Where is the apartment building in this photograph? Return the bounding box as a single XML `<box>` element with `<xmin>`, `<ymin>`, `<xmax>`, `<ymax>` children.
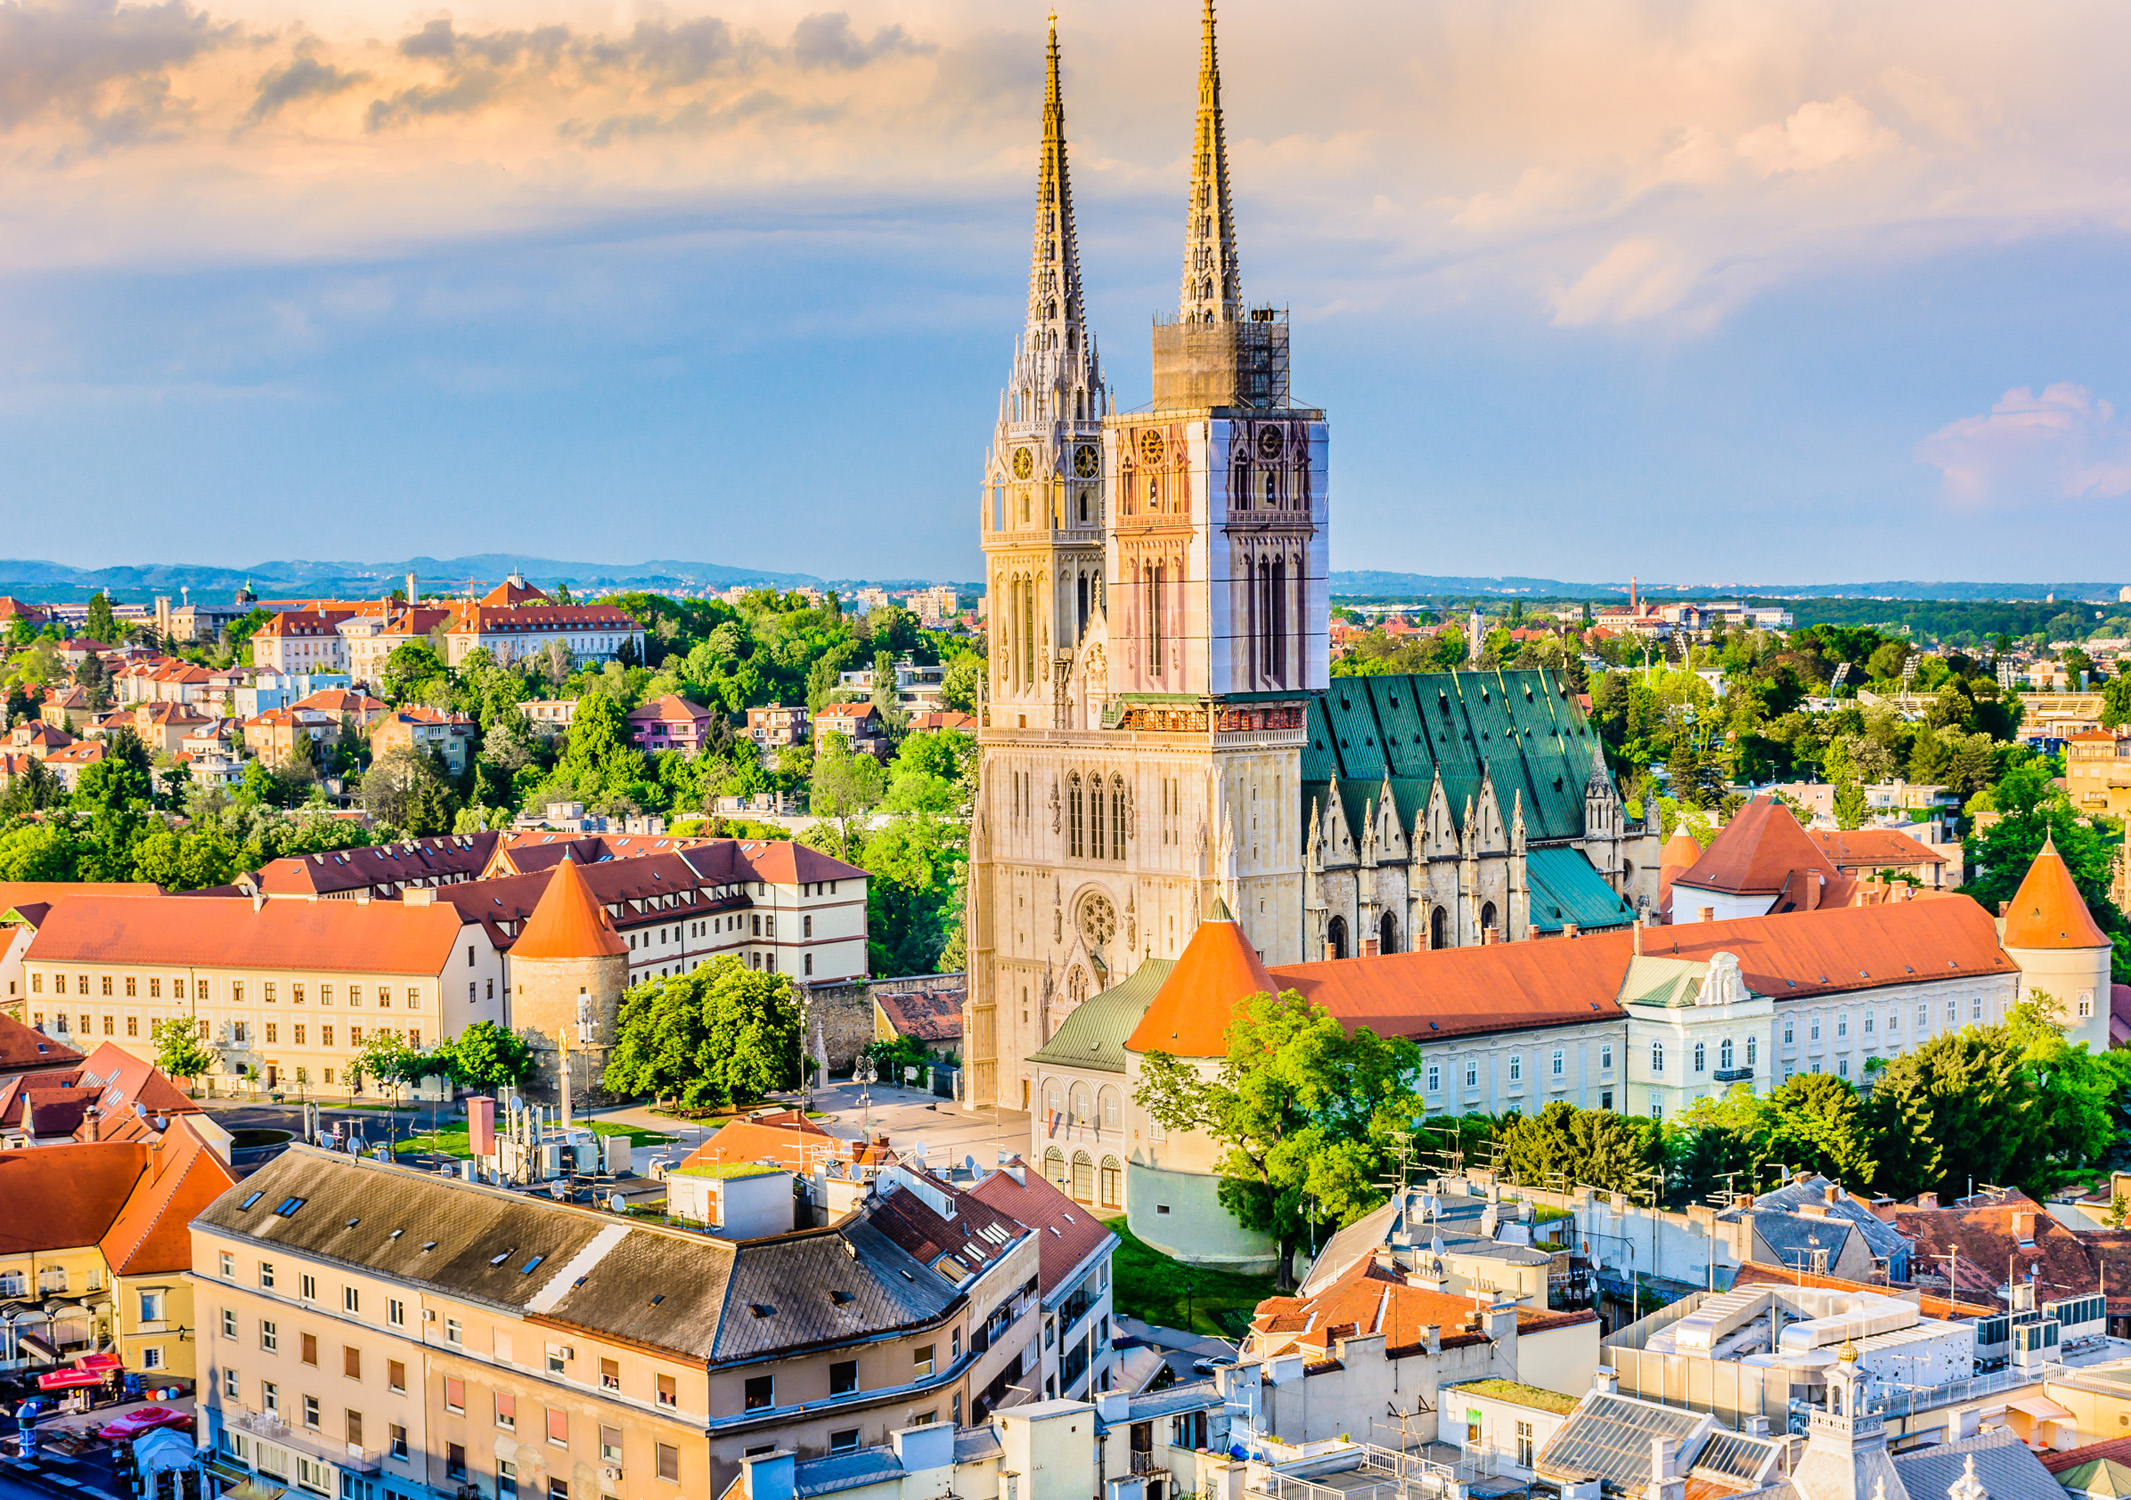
<box><xmin>252</xmin><ymin>610</ymin><xmax>353</xmax><ymax>674</ymax></box>
<box><xmin>0</xmin><ymin>1118</ymin><xmax>234</xmax><ymax>1378</ymax></box>
<box><xmin>966</xmin><ymin>1159</ymin><xmax>1120</xmax><ymax>1402</ymax></box>
<box><xmin>439</xmin><ymin>578</ymin><xmax>644</xmax><ymax>671</ymax></box>
<box><xmin>19</xmin><ymin>890</ymin><xmax>506</xmax><ymax>1094</ymax></box>
<box><xmin>242</xmin><ymin>705</ymin><xmax>344</xmax><ymax>769</ymax></box>
<box><xmin>191</xmin><ymin>1148</ymin><xmax>1023</xmax><ymax>1499</ymax></box>
<box><xmin>745</xmin><ymin>704</ymin><xmax>808</xmax><ymax>749</ymax></box>
<box><xmin>338</xmin><ymin>606</ymin><xmax>452</xmax><ymax>688</ymax></box>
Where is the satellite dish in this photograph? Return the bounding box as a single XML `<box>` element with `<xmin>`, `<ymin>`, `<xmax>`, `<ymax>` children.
<box><xmin>609</xmin><ymin>1194</ymin><xmax>627</xmax><ymax>1213</ymax></box>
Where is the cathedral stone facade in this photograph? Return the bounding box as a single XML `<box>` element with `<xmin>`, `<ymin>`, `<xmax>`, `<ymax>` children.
<box><xmin>963</xmin><ymin>6</ymin><xmax>1656</xmax><ymax>1112</ymax></box>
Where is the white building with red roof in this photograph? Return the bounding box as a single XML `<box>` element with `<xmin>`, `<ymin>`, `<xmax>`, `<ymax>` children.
<box><xmin>438</xmin><ymin>573</ymin><xmax>644</xmax><ymax>670</ymax></box>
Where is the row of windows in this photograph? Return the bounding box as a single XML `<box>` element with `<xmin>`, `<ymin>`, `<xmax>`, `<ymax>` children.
<box><xmin>30</xmin><ymin>973</ymin><xmax>424</xmax><ymax>1008</ymax></box>
<box><xmin>1649</xmin><ymin>1037</ymin><xmax>1759</xmax><ymax>1075</ymax></box>
<box><xmin>1065</xmin><ymin>773</ymin><xmax>1128</xmax><ymax>862</ymax></box>
<box><xmin>1425</xmin><ymin>1044</ymin><xmax>1614</xmax><ymax>1094</ymax></box>
<box><xmin>1042</xmin><ymin>1148</ymin><xmax>1123</xmax><ymax>1208</ymax></box>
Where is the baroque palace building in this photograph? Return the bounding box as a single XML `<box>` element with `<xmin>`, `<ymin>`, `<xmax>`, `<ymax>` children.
<box><xmin>964</xmin><ymin>5</ymin><xmax>1660</xmax><ymax>1112</ymax></box>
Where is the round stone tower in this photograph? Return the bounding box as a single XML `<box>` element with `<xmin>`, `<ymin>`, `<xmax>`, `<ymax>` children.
<box><xmin>1999</xmin><ymin>833</ymin><xmax>2115</xmax><ymax>1053</ymax></box>
<box><xmin>509</xmin><ymin>852</ymin><xmax>630</xmax><ymax>1106</ymax></box>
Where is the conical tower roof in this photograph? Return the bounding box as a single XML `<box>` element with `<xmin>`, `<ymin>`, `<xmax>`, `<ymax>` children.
<box><xmin>1125</xmin><ymin>899</ymin><xmax>1277</xmax><ymax>1057</ymax></box>
<box><xmin>2002</xmin><ymin>832</ymin><xmax>2110</xmax><ymax>949</ymax></box>
<box><xmin>513</xmin><ymin>853</ymin><xmax>628</xmax><ymax>961</ymax></box>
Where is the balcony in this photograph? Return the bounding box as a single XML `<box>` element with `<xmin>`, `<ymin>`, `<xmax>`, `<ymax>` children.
<box><xmin>1712</xmin><ymin>1067</ymin><xmax>1754</xmax><ymax>1084</ymax></box>
<box><xmin>228</xmin><ymin>1408</ymin><xmax>382</xmax><ymax>1474</ymax></box>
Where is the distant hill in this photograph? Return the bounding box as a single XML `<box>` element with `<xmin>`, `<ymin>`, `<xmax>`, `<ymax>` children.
<box><xmin>1329</xmin><ymin>572</ymin><xmax>2126</xmax><ymax>604</ymax></box>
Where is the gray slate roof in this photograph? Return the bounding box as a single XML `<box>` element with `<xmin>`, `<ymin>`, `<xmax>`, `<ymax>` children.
<box><xmin>194</xmin><ymin>1146</ymin><xmax>960</xmax><ymax>1366</ymax></box>
<box><xmin>1890</xmin><ymin>1427</ymin><xmax>2061</xmax><ymax>1500</ymax></box>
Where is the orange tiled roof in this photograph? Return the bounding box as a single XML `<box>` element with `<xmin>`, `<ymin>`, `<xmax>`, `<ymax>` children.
<box><xmin>1807</xmin><ymin>828</ymin><xmax>1946</xmax><ymax>868</ymax></box>
<box><xmin>100</xmin><ymin>1115</ymin><xmax>235</xmax><ymax>1275</ymax></box>
<box><xmin>1124</xmin><ymin>900</ymin><xmax>1277</xmax><ymax>1057</ymax></box>
<box><xmin>676</xmin><ymin>1110</ymin><xmax>836</xmax><ymax>1173</ymax></box>
<box><xmin>1676</xmin><ymin>795</ymin><xmax>1837</xmax><ymax>896</ymax></box>
<box><xmin>967</xmin><ymin>1163</ymin><xmax>1117</xmax><ymax>1295</ymax></box>
<box><xmin>510</xmin><ymin>854</ymin><xmax>628</xmax><ymax>960</ymax></box>
<box><xmin>0</xmin><ymin>1140</ymin><xmax>149</xmax><ymax>1254</ymax></box>
<box><xmin>25</xmin><ymin>892</ymin><xmax>467</xmax><ymax>973</ymax></box>
<box><xmin>627</xmin><ymin>695</ymin><xmax>711</xmax><ymax>723</ymax></box>
<box><xmin>2001</xmin><ymin>834</ymin><xmax>2110</xmax><ymax>950</ymax></box>
<box><xmin>0</xmin><ymin>1011</ymin><xmax>83</xmax><ymax>1073</ymax></box>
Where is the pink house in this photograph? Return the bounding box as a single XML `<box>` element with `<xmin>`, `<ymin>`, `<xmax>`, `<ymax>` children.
<box><xmin>626</xmin><ymin>695</ymin><xmax>716</xmax><ymax>756</ymax></box>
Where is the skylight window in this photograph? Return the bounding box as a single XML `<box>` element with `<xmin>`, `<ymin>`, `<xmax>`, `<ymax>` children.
<box><xmin>273</xmin><ymin>1197</ymin><xmax>307</xmax><ymax>1217</ymax></box>
<box><xmin>388</xmin><ymin>1230</ymin><xmax>404</xmax><ymax>1240</ymax></box>
<box><xmin>521</xmin><ymin>1256</ymin><xmax>545</xmax><ymax>1275</ymax></box>
<box><xmin>238</xmin><ymin>1192</ymin><xmax>264</xmax><ymax>1211</ymax></box>
<box><xmin>422</xmin><ymin>1241</ymin><xmax>437</xmax><ymax>1252</ymax></box>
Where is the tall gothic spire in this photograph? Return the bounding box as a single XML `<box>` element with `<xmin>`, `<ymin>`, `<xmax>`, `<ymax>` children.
<box><xmin>1028</xmin><ymin>11</ymin><xmax>1083</xmax><ymax>347</ymax></box>
<box><xmin>1180</xmin><ymin>0</ymin><xmax>1241</xmax><ymax>324</ymax></box>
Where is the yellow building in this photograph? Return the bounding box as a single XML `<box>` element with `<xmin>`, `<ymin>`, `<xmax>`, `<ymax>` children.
<box><xmin>2067</xmin><ymin>730</ymin><xmax>2131</xmax><ymax>817</ymax></box>
<box><xmin>0</xmin><ymin>1117</ymin><xmax>234</xmax><ymax>1379</ymax></box>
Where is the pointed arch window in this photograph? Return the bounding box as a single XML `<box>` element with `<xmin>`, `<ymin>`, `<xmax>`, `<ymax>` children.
<box><xmin>1067</xmin><ymin>773</ymin><xmax>1084</xmax><ymax>858</ymax></box>
<box><xmin>1110</xmin><ymin>776</ymin><xmax>1127</xmax><ymax>860</ymax></box>
<box><xmin>1088</xmin><ymin>775</ymin><xmax>1106</xmax><ymax>862</ymax></box>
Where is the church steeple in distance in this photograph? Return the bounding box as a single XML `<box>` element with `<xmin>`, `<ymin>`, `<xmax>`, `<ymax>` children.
<box><xmin>1180</xmin><ymin>0</ymin><xmax>1241</xmax><ymax>325</ymax></box>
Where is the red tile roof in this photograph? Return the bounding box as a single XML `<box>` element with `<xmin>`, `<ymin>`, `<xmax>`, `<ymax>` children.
<box><xmin>1894</xmin><ymin>1190</ymin><xmax>2116</xmax><ymax>1310</ymax></box>
<box><xmin>73</xmin><ymin>1042</ymin><xmax>200</xmax><ymax>1128</ymax></box>
<box><xmin>101</xmin><ymin>1114</ymin><xmax>236</xmax><ymax>1274</ymax></box>
<box><xmin>1129</xmin><ymin>897</ymin><xmax>2016</xmax><ymax>1057</ymax></box>
<box><xmin>677</xmin><ymin>1111</ymin><xmax>841</xmax><ymax>1174</ymax></box>
<box><xmin>733</xmin><ymin>840</ymin><xmax>869</xmax><ymax>885</ymax></box>
<box><xmin>0</xmin><ymin>1011</ymin><xmax>82</xmax><ymax>1074</ymax></box>
<box><xmin>0</xmin><ymin>882</ymin><xmax>160</xmax><ymax>917</ymax></box>
<box><xmin>1676</xmin><ymin>795</ymin><xmax>1837</xmax><ymax>896</ymax></box>
<box><xmin>510</xmin><ymin>854</ymin><xmax>628</xmax><ymax>960</ymax></box>
<box><xmin>293</xmin><ymin>688</ymin><xmax>388</xmax><ymax>716</ymax></box>
<box><xmin>967</xmin><ymin>1164</ymin><xmax>1117</xmax><ymax>1295</ymax></box>
<box><xmin>1124</xmin><ymin>901</ymin><xmax>1277</xmax><ymax>1057</ymax></box>
<box><xmin>479</xmin><ymin>578</ymin><xmax>551</xmax><ymax>607</ymax></box>
<box><xmin>452</xmin><ymin>605</ymin><xmax>638</xmax><ymax>632</ymax></box>
<box><xmin>25</xmin><ymin>892</ymin><xmax>469</xmax><ymax>973</ymax></box>
<box><xmin>0</xmin><ymin>1140</ymin><xmax>150</xmax><ymax>1254</ymax></box>
<box><xmin>2001</xmin><ymin>834</ymin><xmax>2110</xmax><ymax>950</ymax></box>
<box><xmin>2043</xmin><ymin>1436</ymin><xmax>2131</xmax><ymax>1475</ymax></box>
<box><xmin>873</xmin><ymin>986</ymin><xmax>965</xmax><ymax>1046</ymax></box>
<box><xmin>1807</xmin><ymin>828</ymin><xmax>1946</xmax><ymax>868</ymax></box>
<box><xmin>867</xmin><ymin>1172</ymin><xmax>1031</xmax><ymax>1278</ymax></box>
<box><xmin>627</xmin><ymin>695</ymin><xmax>712</xmax><ymax>724</ymax></box>
<box><xmin>1249</xmin><ymin>1255</ymin><xmax>1507</xmax><ymax>1360</ymax></box>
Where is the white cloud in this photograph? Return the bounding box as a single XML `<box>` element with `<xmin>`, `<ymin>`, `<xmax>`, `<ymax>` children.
<box><xmin>1736</xmin><ymin>97</ymin><xmax>1899</xmax><ymax>176</ymax></box>
<box><xmin>1916</xmin><ymin>384</ymin><xmax>2131</xmax><ymax>506</ymax></box>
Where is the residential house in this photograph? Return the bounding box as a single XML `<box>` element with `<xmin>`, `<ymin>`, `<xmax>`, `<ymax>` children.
<box><xmin>907</xmin><ymin>711</ymin><xmax>977</xmax><ymax>733</ymax></box>
<box><xmin>0</xmin><ymin>1116</ymin><xmax>234</xmax><ymax>1377</ymax></box>
<box><xmin>1806</xmin><ymin>827</ymin><xmax>1951</xmax><ymax>890</ymax></box>
<box><xmin>5</xmin><ymin>720</ymin><xmax>74</xmax><ymax>760</ymax></box>
<box><xmin>1898</xmin><ymin>1186</ymin><xmax>2131</xmax><ymax>1338</ymax></box>
<box><xmin>20</xmin><ymin>888</ymin><xmax>508</xmax><ymax>1097</ymax></box>
<box><xmin>371</xmin><ymin>706</ymin><xmax>476</xmax><ymax>775</ymax></box>
<box><xmin>41</xmin><ymin>685</ymin><xmax>99</xmax><ymax>731</ymax></box>
<box><xmin>627</xmin><ymin>695</ymin><xmax>717</xmax><ymax>755</ymax></box>
<box><xmin>2068</xmin><ymin>731</ymin><xmax>2131</xmax><ymax>818</ymax></box>
<box><xmin>1670</xmin><ymin>795</ymin><xmax>1851</xmax><ymax>922</ymax></box>
<box><xmin>292</xmin><ymin>687</ymin><xmax>390</xmax><ymax>733</ymax></box>
<box><xmin>338</xmin><ymin>606</ymin><xmax>452</xmax><ymax>688</ymax></box>
<box><xmin>191</xmin><ymin>1146</ymin><xmax>1030</xmax><ymax>1499</ymax></box>
<box><xmin>243</xmin><ymin>705</ymin><xmax>343</xmax><ymax>770</ymax></box>
<box><xmin>129</xmin><ymin>700</ymin><xmax>216</xmax><ymax>756</ymax></box>
<box><xmin>815</xmin><ymin>702</ymin><xmax>889</xmax><ymax>759</ymax></box>
<box><xmin>747</xmin><ymin>704</ymin><xmax>809</xmax><ymax>749</ymax></box>
<box><xmin>519</xmin><ymin>699</ymin><xmax>577</xmax><ymax>736</ymax></box>
<box><xmin>233</xmin><ymin>668</ymin><xmax>352</xmax><ymax>720</ymax></box>
<box><xmin>42</xmin><ymin>739</ymin><xmax>107</xmax><ymax>792</ymax></box>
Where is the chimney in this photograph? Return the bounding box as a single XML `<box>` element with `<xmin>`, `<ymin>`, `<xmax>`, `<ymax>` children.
<box><xmin>1594</xmin><ymin>1365</ymin><xmax>1618</xmax><ymax>1395</ymax></box>
<box><xmin>1483</xmin><ymin>924</ymin><xmax>1501</xmax><ymax>946</ymax></box>
<box><xmin>1998</xmin><ymin>900</ymin><xmax>2010</xmax><ymax>918</ymax></box>
<box><xmin>1947</xmin><ymin>1406</ymin><xmax>1981</xmax><ymax>1443</ymax></box>
<box><xmin>83</xmin><ymin>1105</ymin><xmax>100</xmax><ymax>1143</ymax></box>
<box><xmin>1698</xmin><ymin>907</ymin><xmax>1715</xmax><ymax>924</ymax></box>
<box><xmin>1825</xmin><ymin>1183</ymin><xmax>1839</xmax><ymax>1205</ymax></box>
<box><xmin>1563</xmin><ymin>922</ymin><xmax>1579</xmax><ymax>941</ymax></box>
<box><xmin>1634</xmin><ymin>918</ymin><xmax>1643</xmax><ymax>956</ymax></box>
<box><xmin>251</xmin><ymin>888</ymin><xmax>266</xmax><ymax>912</ymax></box>
<box><xmin>1917</xmin><ymin>1192</ymin><xmax>1938</xmax><ymax>1210</ymax></box>
<box><xmin>2015</xmin><ymin>1213</ymin><xmax>2036</xmax><ymax>1246</ymax></box>
<box><xmin>405</xmin><ymin>571</ymin><xmax>418</xmax><ymax>603</ymax></box>
<box><xmin>1650</xmin><ymin>1436</ymin><xmax>1686</xmax><ymax>1500</ymax></box>
<box><xmin>1362</xmin><ymin>937</ymin><xmax>1380</xmax><ymax>957</ymax></box>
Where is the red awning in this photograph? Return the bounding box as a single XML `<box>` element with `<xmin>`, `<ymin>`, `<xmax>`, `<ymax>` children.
<box><xmin>75</xmin><ymin>1352</ymin><xmax>122</xmax><ymax>1372</ymax></box>
<box><xmin>37</xmin><ymin>1368</ymin><xmax>104</xmax><ymax>1389</ymax></box>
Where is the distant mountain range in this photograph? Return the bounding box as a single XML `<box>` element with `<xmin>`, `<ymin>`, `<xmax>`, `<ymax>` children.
<box><xmin>1327</xmin><ymin>572</ymin><xmax>2128</xmax><ymax>604</ymax></box>
<box><xmin>0</xmin><ymin>556</ymin><xmax>2115</xmax><ymax>607</ymax></box>
<box><xmin>0</xmin><ymin>555</ymin><xmax>954</xmax><ymax>603</ymax></box>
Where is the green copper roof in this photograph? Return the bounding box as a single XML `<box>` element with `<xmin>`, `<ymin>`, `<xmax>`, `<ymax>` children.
<box><xmin>2060</xmin><ymin>1459</ymin><xmax>2131</xmax><ymax>1498</ymax></box>
<box><xmin>1027</xmin><ymin>956</ymin><xmax>1176</xmax><ymax>1075</ymax></box>
<box><xmin>1527</xmin><ymin>846</ymin><xmax>1637</xmax><ymax>933</ymax></box>
<box><xmin>1301</xmin><ymin>669</ymin><xmax>1604</xmax><ymax>844</ymax></box>
<box><xmin>1617</xmin><ymin>955</ymin><xmax>1708</xmax><ymax>1009</ymax></box>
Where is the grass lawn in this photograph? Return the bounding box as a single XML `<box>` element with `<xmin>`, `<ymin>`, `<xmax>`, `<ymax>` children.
<box><xmin>393</xmin><ymin>1120</ymin><xmax>677</xmax><ymax>1158</ymax></box>
<box><xmin>1102</xmin><ymin>1216</ymin><xmax>1279</xmax><ymax>1341</ymax></box>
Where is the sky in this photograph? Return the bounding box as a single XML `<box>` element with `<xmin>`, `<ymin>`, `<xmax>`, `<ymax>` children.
<box><xmin>4</xmin><ymin>0</ymin><xmax>2131</xmax><ymax>586</ymax></box>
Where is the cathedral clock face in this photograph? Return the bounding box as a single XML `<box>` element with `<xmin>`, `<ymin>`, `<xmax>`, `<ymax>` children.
<box><xmin>1012</xmin><ymin>447</ymin><xmax>1035</xmax><ymax>480</ymax></box>
<box><xmin>1139</xmin><ymin>429</ymin><xmax>1166</xmax><ymax>467</ymax></box>
<box><xmin>1073</xmin><ymin>443</ymin><xmax>1100</xmax><ymax>478</ymax></box>
<box><xmin>1257</xmin><ymin>425</ymin><xmax>1284</xmax><ymax>461</ymax></box>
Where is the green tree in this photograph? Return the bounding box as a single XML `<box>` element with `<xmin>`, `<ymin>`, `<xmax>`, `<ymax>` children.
<box><xmin>447</xmin><ymin>1021</ymin><xmax>538</xmax><ymax>1091</ymax></box>
<box><xmin>2102</xmin><ymin>674</ymin><xmax>2131</xmax><ymax>731</ymax></box>
<box><xmin>810</xmin><ymin>733</ymin><xmax>887</xmax><ymax>858</ymax></box>
<box><xmin>1134</xmin><ymin>989</ymin><xmax>1417</xmax><ymax>1290</ymax></box>
<box><xmin>1497</xmin><ymin>1100</ymin><xmax>1662</xmax><ymax>1195</ymax></box>
<box><xmin>940</xmin><ymin>654</ymin><xmax>984</xmax><ymax>714</ymax></box>
<box><xmin>74</xmin><ymin>726</ymin><xmax>153</xmax><ymax>814</ymax></box>
<box><xmin>1832</xmin><ymin>779</ymin><xmax>1868</xmax><ymax>830</ymax></box>
<box><xmin>381</xmin><ymin>643</ymin><xmax>448</xmax><ymax>703</ymax></box>
<box><xmin>84</xmin><ymin>592</ymin><xmax>117</xmax><ymax>644</ymax></box>
<box><xmin>150</xmin><ymin>1017</ymin><xmax>218</xmax><ymax>1087</ymax></box>
<box><xmin>601</xmin><ymin>957</ymin><xmax>802</xmax><ymax>1109</ymax></box>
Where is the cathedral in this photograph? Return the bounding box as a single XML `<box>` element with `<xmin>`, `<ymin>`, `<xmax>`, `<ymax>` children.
<box><xmin>962</xmin><ymin>5</ymin><xmax>1659</xmax><ymax>1112</ymax></box>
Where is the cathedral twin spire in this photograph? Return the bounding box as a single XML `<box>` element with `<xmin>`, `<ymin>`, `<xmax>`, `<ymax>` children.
<box><xmin>1027</xmin><ymin>13</ymin><xmax>1084</xmax><ymax>347</ymax></box>
<box><xmin>1179</xmin><ymin>0</ymin><xmax>1241</xmax><ymax>324</ymax></box>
